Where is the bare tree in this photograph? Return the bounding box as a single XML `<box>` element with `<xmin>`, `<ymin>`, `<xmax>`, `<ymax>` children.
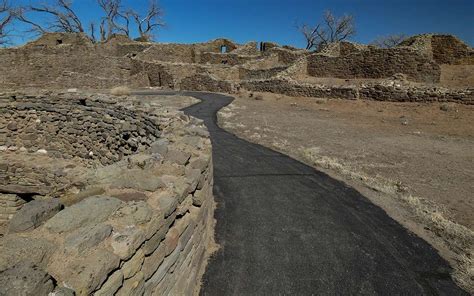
<box><xmin>97</xmin><ymin>0</ymin><xmax>125</xmax><ymax>40</ymax></box>
<box><xmin>297</xmin><ymin>10</ymin><xmax>356</xmax><ymax>50</ymax></box>
<box><xmin>27</xmin><ymin>0</ymin><xmax>84</xmax><ymax>33</ymax></box>
<box><xmin>127</xmin><ymin>0</ymin><xmax>164</xmax><ymax>41</ymax></box>
<box><xmin>371</xmin><ymin>34</ymin><xmax>408</xmax><ymax>48</ymax></box>
<box><xmin>0</xmin><ymin>0</ymin><xmax>13</xmax><ymax>44</ymax></box>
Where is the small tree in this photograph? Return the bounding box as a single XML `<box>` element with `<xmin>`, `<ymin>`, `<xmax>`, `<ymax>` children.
<box><xmin>297</xmin><ymin>10</ymin><xmax>356</xmax><ymax>50</ymax></box>
<box><xmin>0</xmin><ymin>0</ymin><xmax>13</xmax><ymax>45</ymax></box>
<box><xmin>371</xmin><ymin>34</ymin><xmax>408</xmax><ymax>48</ymax></box>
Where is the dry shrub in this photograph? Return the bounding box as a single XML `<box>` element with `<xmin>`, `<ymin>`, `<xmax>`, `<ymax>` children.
<box><xmin>110</xmin><ymin>86</ymin><xmax>131</xmax><ymax>96</ymax></box>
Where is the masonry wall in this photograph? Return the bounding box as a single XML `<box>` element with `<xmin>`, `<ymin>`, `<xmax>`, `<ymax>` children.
<box><xmin>307</xmin><ymin>47</ymin><xmax>441</xmax><ymax>83</ymax></box>
<box><xmin>0</xmin><ymin>93</ymin><xmax>216</xmax><ymax>295</ymax></box>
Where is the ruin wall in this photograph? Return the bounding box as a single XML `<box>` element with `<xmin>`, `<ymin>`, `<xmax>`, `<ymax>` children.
<box><xmin>307</xmin><ymin>47</ymin><xmax>441</xmax><ymax>83</ymax></box>
<box><xmin>0</xmin><ymin>92</ymin><xmax>215</xmax><ymax>295</ymax></box>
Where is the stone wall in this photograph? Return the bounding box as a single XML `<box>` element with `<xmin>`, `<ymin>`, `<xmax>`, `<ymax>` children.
<box><xmin>307</xmin><ymin>47</ymin><xmax>441</xmax><ymax>83</ymax></box>
<box><xmin>0</xmin><ymin>92</ymin><xmax>216</xmax><ymax>295</ymax></box>
<box><xmin>241</xmin><ymin>78</ymin><xmax>474</xmax><ymax>104</ymax></box>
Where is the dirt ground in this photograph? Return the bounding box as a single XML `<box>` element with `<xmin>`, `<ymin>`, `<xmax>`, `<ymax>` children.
<box><xmin>217</xmin><ymin>90</ymin><xmax>474</xmax><ymax>290</ymax></box>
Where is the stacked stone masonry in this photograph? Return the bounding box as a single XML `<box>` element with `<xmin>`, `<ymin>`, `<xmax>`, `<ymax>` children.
<box><xmin>0</xmin><ymin>92</ymin><xmax>215</xmax><ymax>295</ymax></box>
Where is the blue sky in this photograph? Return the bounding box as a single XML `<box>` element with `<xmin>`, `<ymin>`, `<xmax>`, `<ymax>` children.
<box><xmin>10</xmin><ymin>0</ymin><xmax>474</xmax><ymax>47</ymax></box>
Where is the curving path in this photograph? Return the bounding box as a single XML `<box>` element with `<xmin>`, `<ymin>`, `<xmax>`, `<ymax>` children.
<box><xmin>136</xmin><ymin>91</ymin><xmax>467</xmax><ymax>295</ymax></box>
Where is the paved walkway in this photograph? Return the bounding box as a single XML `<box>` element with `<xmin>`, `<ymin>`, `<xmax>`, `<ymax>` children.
<box><xmin>138</xmin><ymin>91</ymin><xmax>467</xmax><ymax>295</ymax></box>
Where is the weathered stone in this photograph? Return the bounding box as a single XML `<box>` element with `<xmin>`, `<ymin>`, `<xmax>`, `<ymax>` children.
<box><xmin>113</xmin><ymin>170</ymin><xmax>165</xmax><ymax>191</ymax></box>
<box><xmin>6</xmin><ymin>121</ymin><xmax>18</xmax><ymax>131</ymax></box>
<box><xmin>111</xmin><ymin>201</ymin><xmax>152</xmax><ymax>226</ymax></box>
<box><xmin>8</xmin><ymin>199</ymin><xmax>63</xmax><ymax>233</ymax></box>
<box><xmin>51</xmin><ymin>249</ymin><xmax>120</xmax><ymax>296</ymax></box>
<box><xmin>116</xmin><ymin>271</ymin><xmax>145</xmax><ymax>296</ymax></box>
<box><xmin>122</xmin><ymin>248</ymin><xmax>145</xmax><ymax>279</ymax></box>
<box><xmin>44</xmin><ymin>196</ymin><xmax>122</xmax><ymax>233</ymax></box>
<box><xmin>146</xmin><ymin>242</ymin><xmax>182</xmax><ymax>288</ymax></box>
<box><xmin>144</xmin><ymin>212</ymin><xmax>176</xmax><ymax>255</ymax></box>
<box><xmin>165</xmin><ymin>149</ymin><xmax>191</xmax><ymax>165</ymax></box>
<box><xmin>142</xmin><ymin>244</ymin><xmax>167</xmax><ymax>280</ymax></box>
<box><xmin>163</xmin><ymin>227</ymin><xmax>180</xmax><ymax>256</ymax></box>
<box><xmin>111</xmin><ymin>226</ymin><xmax>146</xmax><ymax>260</ymax></box>
<box><xmin>189</xmin><ymin>155</ymin><xmax>210</xmax><ymax>172</ymax></box>
<box><xmin>0</xmin><ymin>263</ymin><xmax>55</xmax><ymax>296</ymax></box>
<box><xmin>94</xmin><ymin>269</ymin><xmax>123</xmax><ymax>296</ymax></box>
<box><xmin>150</xmin><ymin>139</ymin><xmax>169</xmax><ymax>155</ymax></box>
<box><xmin>52</xmin><ymin>286</ymin><xmax>76</xmax><ymax>296</ymax></box>
<box><xmin>65</xmin><ymin>224</ymin><xmax>113</xmax><ymax>253</ymax></box>
<box><xmin>0</xmin><ymin>235</ymin><xmax>55</xmax><ymax>272</ymax></box>
<box><xmin>148</xmin><ymin>191</ymin><xmax>178</xmax><ymax>218</ymax></box>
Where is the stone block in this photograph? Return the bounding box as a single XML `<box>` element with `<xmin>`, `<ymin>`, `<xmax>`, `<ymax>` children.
<box><xmin>0</xmin><ymin>235</ymin><xmax>55</xmax><ymax>272</ymax></box>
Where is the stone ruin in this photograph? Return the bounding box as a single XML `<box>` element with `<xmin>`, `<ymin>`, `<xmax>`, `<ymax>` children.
<box><xmin>0</xmin><ymin>32</ymin><xmax>472</xmax><ymax>104</ymax></box>
<box><xmin>0</xmin><ymin>91</ymin><xmax>215</xmax><ymax>295</ymax></box>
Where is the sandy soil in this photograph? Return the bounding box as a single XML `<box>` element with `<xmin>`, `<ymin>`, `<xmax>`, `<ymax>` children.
<box><xmin>217</xmin><ymin>91</ymin><xmax>474</xmax><ymax>290</ymax></box>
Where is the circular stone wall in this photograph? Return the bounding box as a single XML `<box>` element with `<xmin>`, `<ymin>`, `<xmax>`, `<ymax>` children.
<box><xmin>0</xmin><ymin>92</ymin><xmax>215</xmax><ymax>295</ymax></box>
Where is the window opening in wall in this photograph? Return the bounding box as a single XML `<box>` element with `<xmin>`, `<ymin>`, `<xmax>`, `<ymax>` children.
<box><xmin>56</xmin><ymin>39</ymin><xmax>63</xmax><ymax>45</ymax></box>
<box><xmin>221</xmin><ymin>45</ymin><xmax>227</xmax><ymax>53</ymax></box>
<box><xmin>260</xmin><ymin>42</ymin><xmax>266</xmax><ymax>52</ymax></box>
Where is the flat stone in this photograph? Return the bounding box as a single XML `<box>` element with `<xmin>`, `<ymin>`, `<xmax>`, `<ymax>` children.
<box><xmin>189</xmin><ymin>155</ymin><xmax>210</xmax><ymax>172</ymax></box>
<box><xmin>6</xmin><ymin>121</ymin><xmax>18</xmax><ymax>131</ymax></box>
<box><xmin>112</xmin><ymin>191</ymin><xmax>148</xmax><ymax>202</ymax></box>
<box><xmin>8</xmin><ymin>199</ymin><xmax>63</xmax><ymax>233</ymax></box>
<box><xmin>44</xmin><ymin>196</ymin><xmax>122</xmax><ymax>233</ymax></box>
<box><xmin>94</xmin><ymin>269</ymin><xmax>123</xmax><ymax>296</ymax></box>
<box><xmin>0</xmin><ymin>262</ymin><xmax>54</xmax><ymax>296</ymax></box>
<box><xmin>144</xmin><ymin>213</ymin><xmax>175</xmax><ymax>255</ymax></box>
<box><xmin>148</xmin><ymin>191</ymin><xmax>178</xmax><ymax>218</ymax></box>
<box><xmin>0</xmin><ymin>235</ymin><xmax>55</xmax><ymax>272</ymax></box>
<box><xmin>146</xmin><ymin>242</ymin><xmax>182</xmax><ymax>288</ymax></box>
<box><xmin>122</xmin><ymin>248</ymin><xmax>145</xmax><ymax>279</ymax></box>
<box><xmin>65</xmin><ymin>224</ymin><xmax>113</xmax><ymax>253</ymax></box>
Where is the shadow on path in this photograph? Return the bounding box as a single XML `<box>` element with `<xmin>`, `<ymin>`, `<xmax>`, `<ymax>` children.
<box><xmin>135</xmin><ymin>90</ymin><xmax>467</xmax><ymax>295</ymax></box>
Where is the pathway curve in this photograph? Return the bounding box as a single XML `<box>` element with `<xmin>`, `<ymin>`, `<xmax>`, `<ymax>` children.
<box><xmin>136</xmin><ymin>91</ymin><xmax>467</xmax><ymax>295</ymax></box>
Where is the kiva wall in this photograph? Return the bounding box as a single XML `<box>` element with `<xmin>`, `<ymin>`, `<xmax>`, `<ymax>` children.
<box><xmin>0</xmin><ymin>92</ymin><xmax>216</xmax><ymax>295</ymax></box>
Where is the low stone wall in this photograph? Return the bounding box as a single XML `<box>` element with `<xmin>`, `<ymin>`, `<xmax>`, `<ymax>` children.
<box><xmin>199</xmin><ymin>52</ymin><xmax>257</xmax><ymax>66</ymax></box>
<box><xmin>307</xmin><ymin>47</ymin><xmax>441</xmax><ymax>83</ymax></box>
<box><xmin>239</xmin><ymin>66</ymin><xmax>288</xmax><ymax>80</ymax></box>
<box><xmin>0</xmin><ymin>92</ymin><xmax>215</xmax><ymax>295</ymax></box>
<box><xmin>241</xmin><ymin>79</ymin><xmax>474</xmax><ymax>104</ymax></box>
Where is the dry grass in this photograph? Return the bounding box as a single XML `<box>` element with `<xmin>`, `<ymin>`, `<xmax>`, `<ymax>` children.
<box><xmin>110</xmin><ymin>86</ymin><xmax>131</xmax><ymax>96</ymax></box>
<box><xmin>301</xmin><ymin>146</ymin><xmax>474</xmax><ymax>292</ymax></box>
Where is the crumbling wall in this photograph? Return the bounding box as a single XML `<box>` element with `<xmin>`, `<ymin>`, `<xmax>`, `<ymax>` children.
<box><xmin>0</xmin><ymin>92</ymin><xmax>215</xmax><ymax>295</ymax></box>
<box><xmin>307</xmin><ymin>47</ymin><xmax>441</xmax><ymax>83</ymax></box>
<box><xmin>199</xmin><ymin>52</ymin><xmax>257</xmax><ymax>66</ymax></box>
<box><xmin>400</xmin><ymin>34</ymin><xmax>474</xmax><ymax>65</ymax></box>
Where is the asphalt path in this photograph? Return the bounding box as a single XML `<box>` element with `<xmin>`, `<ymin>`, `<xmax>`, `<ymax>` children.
<box><xmin>135</xmin><ymin>91</ymin><xmax>467</xmax><ymax>295</ymax></box>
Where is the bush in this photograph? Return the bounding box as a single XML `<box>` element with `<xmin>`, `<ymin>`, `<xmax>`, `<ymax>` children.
<box><xmin>110</xmin><ymin>86</ymin><xmax>131</xmax><ymax>96</ymax></box>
